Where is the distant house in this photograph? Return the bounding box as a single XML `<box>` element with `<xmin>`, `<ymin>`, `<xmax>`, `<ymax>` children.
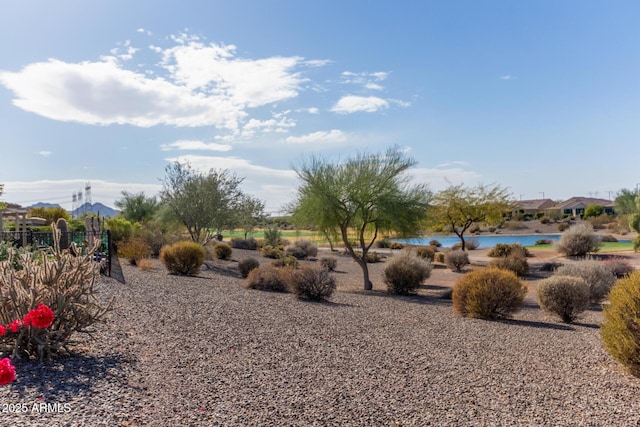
<box><xmin>551</xmin><ymin>197</ymin><xmax>615</xmax><ymax>217</ymax></box>
<box><xmin>513</xmin><ymin>199</ymin><xmax>557</xmax><ymax>216</ymax></box>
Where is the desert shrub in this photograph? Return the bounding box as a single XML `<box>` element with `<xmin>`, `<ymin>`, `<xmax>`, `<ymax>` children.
<box><xmin>429</xmin><ymin>240</ymin><xmax>442</xmax><ymax>248</ymax></box>
<box><xmin>319</xmin><ymin>257</ymin><xmax>338</xmax><ymax>272</ymax></box>
<box><xmin>261</xmin><ymin>244</ymin><xmax>284</xmax><ymax>259</ymax></box>
<box><xmin>288</xmin><ymin>266</ymin><xmax>336</xmax><ymax>301</ymax></box>
<box><xmin>159</xmin><ymin>241</ymin><xmax>205</xmax><ymax>276</ymax></box>
<box><xmin>213</xmin><ymin>243</ymin><xmax>233</xmax><ymax>260</ymax></box>
<box><xmin>0</xmin><ymin>242</ymin><xmax>29</xmax><ymax>270</ymax></box>
<box><xmin>366</xmin><ymin>251</ymin><xmax>383</xmax><ymax>263</ymax></box>
<box><xmin>383</xmin><ymin>251</ymin><xmax>433</xmax><ymax>295</ymax></box>
<box><xmin>230</xmin><ymin>238</ymin><xmax>258</xmax><ymax>250</ymax></box>
<box><xmin>451</xmin><ymin>242</ymin><xmax>462</xmax><ymax>250</ymax></box>
<box><xmin>556</xmin><ymin>223</ymin><xmax>601</xmax><ymax>257</ymax></box>
<box><xmin>0</xmin><ymin>227</ymin><xmax>114</xmax><ymax>359</ymax></box>
<box><xmin>537</xmin><ymin>275</ymin><xmax>590</xmax><ymax>323</ymax></box>
<box><xmin>414</xmin><ymin>246</ymin><xmax>436</xmax><ymax>261</ymax></box>
<box><xmin>634</xmin><ymin>237</ymin><xmax>640</xmax><ymax>253</ymax></box>
<box><xmin>557</xmin><ymin>223</ymin><xmax>570</xmax><ymax>232</ymax></box>
<box><xmin>601</xmin><ymin>271</ymin><xmax>640</xmax><ymax>377</ymax></box>
<box><xmin>136</xmin><ymin>258</ymin><xmax>155</xmax><ymax>271</ymax></box>
<box><xmin>535</xmin><ymin>239</ymin><xmax>553</xmax><ymax>245</ymax></box>
<box><xmin>271</xmin><ymin>256</ymin><xmax>298</xmax><ymax>269</ymax></box>
<box><xmin>599</xmin><ymin>234</ymin><xmax>618</xmax><ymax>243</ymax></box>
<box><xmin>285</xmin><ymin>239</ymin><xmax>318</xmax><ymax>259</ymax></box>
<box><xmin>445</xmin><ymin>250</ymin><xmax>469</xmax><ymax>272</ymax></box>
<box><xmin>555</xmin><ymin>260</ymin><xmax>616</xmax><ymax>303</ymax></box>
<box><xmin>487</xmin><ymin>226</ymin><xmax>497</xmax><ymax>232</ymax></box>
<box><xmin>390</xmin><ymin>242</ymin><xmax>404</xmax><ymax>250</ymax></box>
<box><xmin>238</xmin><ymin>257</ymin><xmax>260</xmax><ymax>278</ymax></box>
<box><xmin>487</xmin><ymin>243</ymin><xmax>530</xmax><ymax>258</ymax></box>
<box><xmin>263</xmin><ymin>225</ymin><xmax>281</xmax><ymax>247</ymax></box>
<box><xmin>540</xmin><ymin>217</ymin><xmax>551</xmax><ymax>225</ymax></box>
<box><xmin>117</xmin><ymin>237</ymin><xmax>153</xmax><ymax>265</ymax></box>
<box><xmin>452</xmin><ymin>269</ymin><xmax>526</xmax><ymax>320</ymax></box>
<box><xmin>466</xmin><ymin>238</ymin><xmax>480</xmax><ymax>250</ymax></box>
<box><xmin>106</xmin><ymin>217</ymin><xmax>137</xmax><ymax>244</ymax></box>
<box><xmin>434</xmin><ymin>252</ymin><xmax>445</xmax><ymax>263</ymax></box>
<box><xmin>244</xmin><ymin>264</ymin><xmax>291</xmax><ymax>292</ymax></box>
<box><xmin>488</xmin><ymin>254</ymin><xmax>529</xmax><ymax>276</ymax></box>
<box><xmin>584</xmin><ymin>204</ymin><xmax>605</xmax><ymax>218</ymax></box>
<box><xmin>504</xmin><ymin>221</ymin><xmax>527</xmax><ymax>230</ymax></box>
<box><xmin>539</xmin><ymin>261</ymin><xmax>562</xmax><ymax>272</ymax></box>
<box><xmin>377</xmin><ymin>238</ymin><xmax>391</xmax><ymax>248</ymax></box>
<box><xmin>603</xmin><ymin>258</ymin><xmax>634</xmax><ymax>278</ymax></box>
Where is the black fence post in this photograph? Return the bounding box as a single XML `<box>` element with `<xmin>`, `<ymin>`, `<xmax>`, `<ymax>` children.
<box><xmin>107</xmin><ymin>230</ymin><xmax>112</xmax><ymax>278</ymax></box>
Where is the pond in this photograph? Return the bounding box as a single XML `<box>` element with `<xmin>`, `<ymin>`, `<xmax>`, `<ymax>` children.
<box><xmin>394</xmin><ymin>234</ymin><xmax>563</xmax><ymax>248</ymax></box>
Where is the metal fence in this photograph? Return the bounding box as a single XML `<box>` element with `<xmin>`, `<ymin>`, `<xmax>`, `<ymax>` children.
<box><xmin>0</xmin><ymin>230</ymin><xmax>112</xmax><ymax>278</ymax></box>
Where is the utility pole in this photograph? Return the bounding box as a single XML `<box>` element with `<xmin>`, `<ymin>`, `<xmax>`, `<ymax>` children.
<box><xmin>539</xmin><ymin>192</ymin><xmax>545</xmax><ymax>199</ymax></box>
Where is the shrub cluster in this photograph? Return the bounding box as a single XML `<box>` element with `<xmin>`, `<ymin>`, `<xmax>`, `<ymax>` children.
<box><xmin>230</xmin><ymin>238</ymin><xmax>258</xmax><ymax>250</ymax></box>
<box><xmin>261</xmin><ymin>244</ymin><xmax>284</xmax><ymax>259</ymax></box>
<box><xmin>238</xmin><ymin>257</ymin><xmax>260</xmax><ymax>278</ymax></box>
<box><xmin>160</xmin><ymin>241</ymin><xmax>205</xmax><ymax>276</ymax></box>
<box><xmin>603</xmin><ymin>258</ymin><xmax>634</xmax><ymax>278</ymax></box>
<box><xmin>383</xmin><ymin>251</ymin><xmax>433</xmax><ymax>295</ymax></box>
<box><xmin>319</xmin><ymin>257</ymin><xmax>338</xmax><ymax>272</ymax></box>
<box><xmin>414</xmin><ymin>246</ymin><xmax>436</xmax><ymax>262</ymax></box>
<box><xmin>285</xmin><ymin>239</ymin><xmax>318</xmax><ymax>259</ymax></box>
<box><xmin>117</xmin><ymin>237</ymin><xmax>153</xmax><ymax>265</ymax></box>
<box><xmin>445</xmin><ymin>250</ymin><xmax>469</xmax><ymax>272</ymax></box>
<box><xmin>263</xmin><ymin>226</ymin><xmax>282</xmax><ymax>247</ymax></box>
<box><xmin>555</xmin><ymin>260</ymin><xmax>615</xmax><ymax>304</ymax></box>
<box><xmin>537</xmin><ymin>275</ymin><xmax>590</xmax><ymax>323</ymax></box>
<box><xmin>601</xmin><ymin>271</ymin><xmax>640</xmax><ymax>377</ymax></box>
<box><xmin>271</xmin><ymin>256</ymin><xmax>298</xmax><ymax>269</ymax></box>
<box><xmin>487</xmin><ymin>243</ymin><xmax>529</xmax><ymax>258</ymax></box>
<box><xmin>213</xmin><ymin>243</ymin><xmax>233</xmax><ymax>260</ymax></box>
<box><xmin>452</xmin><ymin>269</ymin><xmax>526</xmax><ymax>320</ymax></box>
<box><xmin>556</xmin><ymin>223</ymin><xmax>600</xmax><ymax>257</ymax></box>
<box><xmin>244</xmin><ymin>264</ymin><xmax>291</xmax><ymax>292</ymax></box>
<box><xmin>288</xmin><ymin>266</ymin><xmax>336</xmax><ymax>301</ymax></box>
<box><xmin>488</xmin><ymin>254</ymin><xmax>529</xmax><ymax>277</ymax></box>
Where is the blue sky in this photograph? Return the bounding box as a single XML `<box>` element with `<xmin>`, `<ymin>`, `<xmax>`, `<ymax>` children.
<box><xmin>1</xmin><ymin>1</ymin><xmax>639</xmax><ymax>213</ymax></box>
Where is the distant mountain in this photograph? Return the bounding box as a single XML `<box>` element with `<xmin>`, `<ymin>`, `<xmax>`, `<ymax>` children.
<box><xmin>71</xmin><ymin>202</ymin><xmax>118</xmax><ymax>218</ymax></box>
<box><xmin>30</xmin><ymin>202</ymin><xmax>62</xmax><ymax>209</ymax></box>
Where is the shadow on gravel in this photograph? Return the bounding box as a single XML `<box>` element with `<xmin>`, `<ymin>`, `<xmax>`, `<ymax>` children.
<box><xmin>9</xmin><ymin>353</ymin><xmax>130</xmax><ymax>400</ymax></box>
<box><xmin>203</xmin><ymin>262</ymin><xmax>242</xmax><ymax>278</ymax></box>
<box><xmin>345</xmin><ymin>290</ymin><xmax>453</xmax><ymax>306</ymax></box>
<box><xmin>498</xmin><ymin>318</ymin><xmax>575</xmax><ymax>331</ymax></box>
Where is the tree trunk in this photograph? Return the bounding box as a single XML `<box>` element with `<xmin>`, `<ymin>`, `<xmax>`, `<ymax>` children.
<box><xmin>358</xmin><ymin>258</ymin><xmax>373</xmax><ymax>290</ymax></box>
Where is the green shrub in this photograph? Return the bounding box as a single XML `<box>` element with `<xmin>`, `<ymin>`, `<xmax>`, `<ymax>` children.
<box><xmin>159</xmin><ymin>241</ymin><xmax>205</xmax><ymax>276</ymax></box>
<box><xmin>488</xmin><ymin>254</ymin><xmax>529</xmax><ymax>276</ymax></box>
<box><xmin>106</xmin><ymin>217</ymin><xmax>137</xmax><ymax>243</ymax></box>
<box><xmin>556</xmin><ymin>223</ymin><xmax>601</xmax><ymax>257</ymax></box>
<box><xmin>263</xmin><ymin>225</ymin><xmax>281</xmax><ymax>247</ymax></box>
<box><xmin>601</xmin><ymin>271</ymin><xmax>640</xmax><ymax>377</ymax></box>
<box><xmin>117</xmin><ymin>237</ymin><xmax>153</xmax><ymax>265</ymax></box>
<box><xmin>445</xmin><ymin>250</ymin><xmax>469</xmax><ymax>272</ymax></box>
<box><xmin>238</xmin><ymin>257</ymin><xmax>260</xmax><ymax>278</ymax></box>
<box><xmin>272</xmin><ymin>256</ymin><xmax>298</xmax><ymax>269</ymax></box>
<box><xmin>319</xmin><ymin>257</ymin><xmax>338</xmax><ymax>272</ymax></box>
<box><xmin>285</xmin><ymin>239</ymin><xmax>318</xmax><ymax>259</ymax></box>
<box><xmin>634</xmin><ymin>236</ymin><xmax>640</xmax><ymax>253</ymax></box>
<box><xmin>377</xmin><ymin>238</ymin><xmax>391</xmax><ymax>248</ymax></box>
<box><xmin>434</xmin><ymin>252</ymin><xmax>445</xmax><ymax>263</ymax></box>
<box><xmin>452</xmin><ymin>269</ymin><xmax>526</xmax><ymax>320</ymax></box>
<box><xmin>584</xmin><ymin>204</ymin><xmax>604</xmax><ymax>219</ymax></box>
<box><xmin>261</xmin><ymin>244</ymin><xmax>283</xmax><ymax>259</ymax></box>
<box><xmin>487</xmin><ymin>243</ymin><xmax>530</xmax><ymax>258</ymax></box>
<box><xmin>537</xmin><ymin>275</ymin><xmax>590</xmax><ymax>323</ymax></box>
<box><xmin>230</xmin><ymin>238</ymin><xmax>258</xmax><ymax>250</ymax></box>
<box><xmin>555</xmin><ymin>260</ymin><xmax>616</xmax><ymax>303</ymax></box>
<box><xmin>535</xmin><ymin>239</ymin><xmax>553</xmax><ymax>245</ymax></box>
<box><xmin>244</xmin><ymin>264</ymin><xmax>291</xmax><ymax>292</ymax></box>
<box><xmin>213</xmin><ymin>243</ymin><xmax>233</xmax><ymax>260</ymax></box>
<box><xmin>603</xmin><ymin>258</ymin><xmax>634</xmax><ymax>279</ymax></box>
<box><xmin>383</xmin><ymin>251</ymin><xmax>433</xmax><ymax>295</ymax></box>
<box><xmin>414</xmin><ymin>246</ymin><xmax>436</xmax><ymax>261</ymax></box>
<box><xmin>288</xmin><ymin>266</ymin><xmax>336</xmax><ymax>301</ymax></box>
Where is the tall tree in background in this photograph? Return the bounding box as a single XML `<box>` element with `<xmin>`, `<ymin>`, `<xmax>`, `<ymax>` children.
<box><xmin>430</xmin><ymin>184</ymin><xmax>513</xmax><ymax>251</ymax></box>
<box><xmin>0</xmin><ymin>184</ymin><xmax>5</xmax><ymax>211</ymax></box>
<box><xmin>615</xmin><ymin>188</ymin><xmax>640</xmax><ymax>215</ymax></box>
<box><xmin>232</xmin><ymin>195</ymin><xmax>266</xmax><ymax>238</ymax></box>
<box><xmin>291</xmin><ymin>147</ymin><xmax>430</xmax><ymax>290</ymax></box>
<box><xmin>114</xmin><ymin>191</ymin><xmax>159</xmax><ymax>224</ymax></box>
<box><xmin>160</xmin><ymin>162</ymin><xmax>246</xmax><ymax>245</ymax></box>
<box><xmin>28</xmin><ymin>206</ymin><xmax>71</xmax><ymax>224</ymax></box>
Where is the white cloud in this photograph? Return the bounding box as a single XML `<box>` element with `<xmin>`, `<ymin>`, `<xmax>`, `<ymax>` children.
<box><xmin>240</xmin><ymin>115</ymin><xmax>295</xmax><ymax>138</ymax></box>
<box><xmin>284</xmin><ymin>130</ymin><xmax>346</xmax><ymax>144</ymax></box>
<box><xmin>331</xmin><ymin>95</ymin><xmax>389</xmax><ymax>114</ymax></box>
<box><xmin>306</xmin><ymin>107</ymin><xmax>319</xmax><ymax>114</ymax></box>
<box><xmin>160</xmin><ymin>140</ymin><xmax>232</xmax><ymax>152</ymax></box>
<box><xmin>500</xmin><ymin>75</ymin><xmax>514</xmax><ymax>80</ymax></box>
<box><xmin>340</xmin><ymin>71</ymin><xmax>389</xmax><ymax>90</ymax></box>
<box><xmin>38</xmin><ymin>151</ymin><xmax>52</xmax><ymax>157</ymax></box>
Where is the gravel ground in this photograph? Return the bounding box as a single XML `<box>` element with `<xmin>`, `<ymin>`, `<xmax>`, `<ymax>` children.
<box><xmin>2</xmin><ymin>250</ymin><xmax>640</xmax><ymax>426</ymax></box>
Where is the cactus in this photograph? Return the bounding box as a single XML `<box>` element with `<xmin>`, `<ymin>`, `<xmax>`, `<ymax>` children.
<box><xmin>56</xmin><ymin>218</ymin><xmax>69</xmax><ymax>250</ymax></box>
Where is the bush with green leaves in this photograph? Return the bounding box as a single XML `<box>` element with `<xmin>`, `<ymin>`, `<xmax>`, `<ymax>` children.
<box><xmin>488</xmin><ymin>254</ymin><xmax>529</xmax><ymax>277</ymax></box>
<box><xmin>271</xmin><ymin>255</ymin><xmax>298</xmax><ymax>269</ymax></box>
<box><xmin>263</xmin><ymin>225</ymin><xmax>281</xmax><ymax>247</ymax></box>
<box><xmin>238</xmin><ymin>257</ymin><xmax>260</xmax><ymax>278</ymax></box>
<box><xmin>537</xmin><ymin>275</ymin><xmax>590</xmax><ymax>323</ymax></box>
<box><xmin>288</xmin><ymin>266</ymin><xmax>336</xmax><ymax>301</ymax></box>
<box><xmin>213</xmin><ymin>243</ymin><xmax>233</xmax><ymax>260</ymax></box>
<box><xmin>244</xmin><ymin>264</ymin><xmax>291</xmax><ymax>292</ymax></box>
<box><xmin>383</xmin><ymin>251</ymin><xmax>433</xmax><ymax>295</ymax></box>
<box><xmin>414</xmin><ymin>246</ymin><xmax>436</xmax><ymax>262</ymax></box>
<box><xmin>377</xmin><ymin>238</ymin><xmax>392</xmax><ymax>248</ymax></box>
<box><xmin>160</xmin><ymin>241</ymin><xmax>205</xmax><ymax>276</ymax></box>
<box><xmin>445</xmin><ymin>250</ymin><xmax>469</xmax><ymax>272</ymax></box>
<box><xmin>556</xmin><ymin>223</ymin><xmax>601</xmax><ymax>257</ymax></box>
<box><xmin>117</xmin><ymin>237</ymin><xmax>153</xmax><ymax>265</ymax></box>
<box><xmin>601</xmin><ymin>271</ymin><xmax>640</xmax><ymax>377</ymax></box>
<box><xmin>434</xmin><ymin>252</ymin><xmax>445</xmax><ymax>263</ymax></box>
<box><xmin>452</xmin><ymin>269</ymin><xmax>526</xmax><ymax>320</ymax></box>
<box><xmin>230</xmin><ymin>238</ymin><xmax>258</xmax><ymax>250</ymax></box>
<box><xmin>487</xmin><ymin>243</ymin><xmax>529</xmax><ymax>258</ymax></box>
<box><xmin>319</xmin><ymin>257</ymin><xmax>338</xmax><ymax>272</ymax></box>
<box><xmin>0</xmin><ymin>226</ymin><xmax>114</xmax><ymax>359</ymax></box>
<box><xmin>260</xmin><ymin>244</ymin><xmax>284</xmax><ymax>259</ymax></box>
<box><xmin>285</xmin><ymin>239</ymin><xmax>318</xmax><ymax>259</ymax></box>
<box><xmin>555</xmin><ymin>260</ymin><xmax>615</xmax><ymax>304</ymax></box>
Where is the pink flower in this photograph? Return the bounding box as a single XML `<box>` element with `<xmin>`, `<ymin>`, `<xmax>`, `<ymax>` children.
<box><xmin>23</xmin><ymin>303</ymin><xmax>55</xmax><ymax>329</ymax></box>
<box><xmin>8</xmin><ymin>320</ymin><xmax>21</xmax><ymax>333</ymax></box>
<box><xmin>0</xmin><ymin>358</ymin><xmax>16</xmax><ymax>386</ymax></box>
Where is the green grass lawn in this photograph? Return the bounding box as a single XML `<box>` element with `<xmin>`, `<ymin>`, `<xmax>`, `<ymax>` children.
<box><xmin>529</xmin><ymin>241</ymin><xmax>634</xmax><ymax>253</ymax></box>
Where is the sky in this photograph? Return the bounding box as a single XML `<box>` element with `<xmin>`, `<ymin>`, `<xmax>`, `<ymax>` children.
<box><xmin>1</xmin><ymin>0</ymin><xmax>639</xmax><ymax>214</ymax></box>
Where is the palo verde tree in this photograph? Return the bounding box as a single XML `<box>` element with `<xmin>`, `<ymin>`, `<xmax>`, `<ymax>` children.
<box><xmin>430</xmin><ymin>183</ymin><xmax>513</xmax><ymax>251</ymax></box>
<box><xmin>160</xmin><ymin>162</ymin><xmax>247</xmax><ymax>245</ymax></box>
<box><xmin>231</xmin><ymin>195</ymin><xmax>266</xmax><ymax>239</ymax></box>
<box><xmin>114</xmin><ymin>191</ymin><xmax>159</xmax><ymax>224</ymax></box>
<box><xmin>291</xmin><ymin>147</ymin><xmax>431</xmax><ymax>290</ymax></box>
<box><xmin>615</xmin><ymin>188</ymin><xmax>640</xmax><ymax>215</ymax></box>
